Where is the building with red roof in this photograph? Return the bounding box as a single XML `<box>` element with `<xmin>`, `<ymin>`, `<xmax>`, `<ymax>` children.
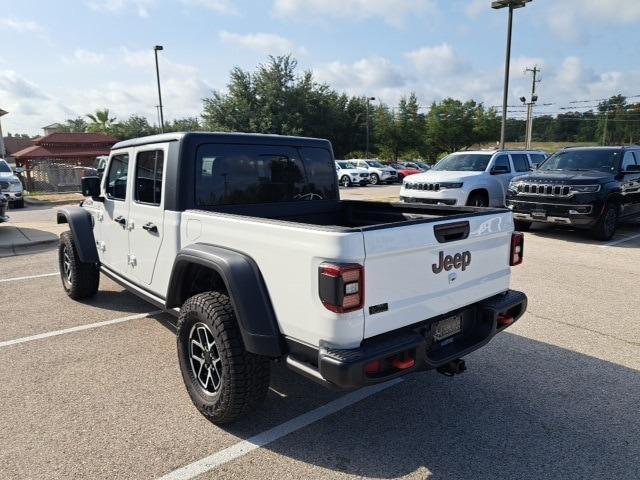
<box><xmin>12</xmin><ymin>131</ymin><xmax>117</xmax><ymax>168</ymax></box>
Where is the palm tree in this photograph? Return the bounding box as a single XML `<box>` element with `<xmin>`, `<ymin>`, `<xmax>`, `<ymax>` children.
<box><xmin>86</xmin><ymin>109</ymin><xmax>116</xmax><ymax>133</ymax></box>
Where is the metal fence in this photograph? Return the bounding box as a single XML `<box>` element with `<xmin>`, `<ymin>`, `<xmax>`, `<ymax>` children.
<box><xmin>20</xmin><ymin>160</ymin><xmax>96</xmax><ymax>193</ymax></box>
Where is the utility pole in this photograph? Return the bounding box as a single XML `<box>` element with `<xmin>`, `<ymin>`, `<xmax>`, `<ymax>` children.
<box><xmin>602</xmin><ymin>111</ymin><xmax>609</xmax><ymax>146</ymax></box>
<box><xmin>365</xmin><ymin>96</ymin><xmax>375</xmax><ymax>158</ymax></box>
<box><xmin>524</xmin><ymin>66</ymin><xmax>540</xmax><ymax>149</ymax></box>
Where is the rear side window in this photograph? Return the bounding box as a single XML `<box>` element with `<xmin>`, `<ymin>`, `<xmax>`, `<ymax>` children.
<box><xmin>529</xmin><ymin>153</ymin><xmax>546</xmax><ymax>166</ymax></box>
<box><xmin>493</xmin><ymin>155</ymin><xmax>511</xmax><ymax>172</ymax></box>
<box><xmin>105</xmin><ymin>153</ymin><xmax>129</xmax><ymax>200</ymax></box>
<box><xmin>135</xmin><ymin>150</ymin><xmax>164</xmax><ymax>205</ymax></box>
<box><xmin>195</xmin><ymin>144</ymin><xmax>338</xmax><ymax>206</ymax></box>
<box><xmin>511</xmin><ymin>154</ymin><xmax>530</xmax><ymax>172</ymax></box>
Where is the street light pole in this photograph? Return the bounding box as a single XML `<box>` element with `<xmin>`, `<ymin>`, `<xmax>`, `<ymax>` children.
<box><xmin>492</xmin><ymin>0</ymin><xmax>532</xmax><ymax>150</ymax></box>
<box><xmin>154</xmin><ymin>45</ymin><xmax>165</xmax><ymax>133</ymax></box>
<box><xmin>365</xmin><ymin>96</ymin><xmax>375</xmax><ymax>158</ymax></box>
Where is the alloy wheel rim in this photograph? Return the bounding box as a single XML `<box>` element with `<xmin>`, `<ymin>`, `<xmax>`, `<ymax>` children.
<box><xmin>341</xmin><ymin>177</ymin><xmax>349</xmax><ymax>187</ymax></box>
<box><xmin>63</xmin><ymin>247</ymin><xmax>72</xmax><ymax>284</ymax></box>
<box><xmin>188</xmin><ymin>322</ymin><xmax>222</xmax><ymax>395</ymax></box>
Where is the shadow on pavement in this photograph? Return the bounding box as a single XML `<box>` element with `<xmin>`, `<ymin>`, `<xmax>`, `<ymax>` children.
<box><xmin>222</xmin><ymin>333</ymin><xmax>640</xmax><ymax>479</ymax></box>
<box><xmin>526</xmin><ymin>220</ymin><xmax>640</xmax><ymax>248</ymax></box>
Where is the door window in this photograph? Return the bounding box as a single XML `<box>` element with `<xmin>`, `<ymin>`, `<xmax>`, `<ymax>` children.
<box><xmin>135</xmin><ymin>150</ymin><xmax>164</xmax><ymax>205</ymax></box>
<box><xmin>492</xmin><ymin>155</ymin><xmax>511</xmax><ymax>173</ymax></box>
<box><xmin>621</xmin><ymin>151</ymin><xmax>637</xmax><ymax>170</ymax></box>
<box><xmin>511</xmin><ymin>154</ymin><xmax>530</xmax><ymax>172</ymax></box>
<box><xmin>105</xmin><ymin>154</ymin><xmax>129</xmax><ymax>200</ymax></box>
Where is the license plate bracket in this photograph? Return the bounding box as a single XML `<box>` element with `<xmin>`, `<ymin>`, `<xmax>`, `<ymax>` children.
<box><xmin>531</xmin><ymin>209</ymin><xmax>547</xmax><ymax>219</ymax></box>
<box><xmin>431</xmin><ymin>314</ymin><xmax>462</xmax><ymax>342</ymax></box>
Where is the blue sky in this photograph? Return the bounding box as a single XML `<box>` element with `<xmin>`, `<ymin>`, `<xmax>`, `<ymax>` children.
<box><xmin>1</xmin><ymin>0</ymin><xmax>639</xmax><ymax>135</ymax></box>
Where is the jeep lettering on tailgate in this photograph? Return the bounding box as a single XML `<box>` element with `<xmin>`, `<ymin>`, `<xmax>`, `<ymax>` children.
<box><xmin>432</xmin><ymin>251</ymin><xmax>472</xmax><ymax>274</ymax></box>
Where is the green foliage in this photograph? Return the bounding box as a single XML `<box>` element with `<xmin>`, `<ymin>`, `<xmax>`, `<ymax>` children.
<box><xmin>86</xmin><ymin>109</ymin><xmax>116</xmax><ymax>133</ymax></box>
<box><xmin>111</xmin><ymin>115</ymin><xmax>157</xmax><ymax>140</ymax></box>
<box><xmin>58</xmin><ymin>117</ymin><xmax>88</xmax><ymax>133</ymax></box>
<box><xmin>165</xmin><ymin>117</ymin><xmax>203</xmax><ymax>132</ymax></box>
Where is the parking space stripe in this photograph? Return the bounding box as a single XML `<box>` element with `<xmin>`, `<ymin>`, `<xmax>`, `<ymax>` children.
<box><xmin>599</xmin><ymin>232</ymin><xmax>640</xmax><ymax>248</ymax></box>
<box><xmin>0</xmin><ymin>310</ymin><xmax>163</xmax><ymax>349</ymax></box>
<box><xmin>0</xmin><ymin>272</ymin><xmax>58</xmax><ymax>283</ymax></box>
<box><xmin>158</xmin><ymin>378</ymin><xmax>404</xmax><ymax>480</ymax></box>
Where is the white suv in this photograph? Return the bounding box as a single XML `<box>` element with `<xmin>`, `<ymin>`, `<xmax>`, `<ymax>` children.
<box><xmin>0</xmin><ymin>160</ymin><xmax>25</xmax><ymax>208</ymax></box>
<box><xmin>400</xmin><ymin>150</ymin><xmax>543</xmax><ymax>207</ymax></box>
<box><xmin>352</xmin><ymin>159</ymin><xmax>398</xmax><ymax>185</ymax></box>
<box><xmin>335</xmin><ymin>160</ymin><xmax>370</xmax><ymax>187</ymax></box>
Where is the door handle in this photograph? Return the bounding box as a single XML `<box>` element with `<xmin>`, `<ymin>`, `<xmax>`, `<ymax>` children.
<box><xmin>142</xmin><ymin>222</ymin><xmax>158</xmax><ymax>233</ymax></box>
<box><xmin>114</xmin><ymin>215</ymin><xmax>126</xmax><ymax>227</ymax></box>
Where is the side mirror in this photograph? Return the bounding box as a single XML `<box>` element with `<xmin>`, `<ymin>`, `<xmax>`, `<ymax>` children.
<box><xmin>490</xmin><ymin>165</ymin><xmax>510</xmax><ymax>175</ymax></box>
<box><xmin>623</xmin><ymin>164</ymin><xmax>640</xmax><ymax>173</ymax></box>
<box><xmin>81</xmin><ymin>176</ymin><xmax>102</xmax><ymax>201</ymax></box>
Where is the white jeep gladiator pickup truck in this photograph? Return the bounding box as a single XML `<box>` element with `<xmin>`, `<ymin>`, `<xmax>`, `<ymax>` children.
<box><xmin>57</xmin><ymin>132</ymin><xmax>527</xmax><ymax>423</ymax></box>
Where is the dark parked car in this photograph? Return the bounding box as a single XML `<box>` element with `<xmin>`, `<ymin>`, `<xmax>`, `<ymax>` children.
<box><xmin>507</xmin><ymin>146</ymin><xmax>640</xmax><ymax>240</ymax></box>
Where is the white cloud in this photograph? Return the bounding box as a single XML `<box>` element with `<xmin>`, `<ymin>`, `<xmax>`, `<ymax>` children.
<box><xmin>0</xmin><ymin>18</ymin><xmax>43</xmax><ymax>33</ymax></box>
<box><xmin>405</xmin><ymin>43</ymin><xmax>463</xmax><ymax>77</ymax></box>
<box><xmin>180</xmin><ymin>0</ymin><xmax>238</xmax><ymax>15</ymax></box>
<box><xmin>315</xmin><ymin>57</ymin><xmax>407</xmax><ymax>91</ymax></box>
<box><xmin>465</xmin><ymin>0</ymin><xmax>487</xmax><ymax>18</ymax></box>
<box><xmin>273</xmin><ymin>0</ymin><xmax>438</xmax><ymax>27</ymax></box>
<box><xmin>87</xmin><ymin>0</ymin><xmax>155</xmax><ymax>18</ymax></box>
<box><xmin>218</xmin><ymin>31</ymin><xmax>306</xmax><ymax>56</ymax></box>
<box><xmin>545</xmin><ymin>0</ymin><xmax>640</xmax><ymax>42</ymax></box>
<box><xmin>63</xmin><ymin>49</ymin><xmax>106</xmax><ymax>65</ymax></box>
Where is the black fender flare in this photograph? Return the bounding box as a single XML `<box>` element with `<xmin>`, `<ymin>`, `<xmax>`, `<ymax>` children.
<box><xmin>166</xmin><ymin>243</ymin><xmax>283</xmax><ymax>358</ymax></box>
<box><xmin>57</xmin><ymin>207</ymin><xmax>99</xmax><ymax>264</ymax></box>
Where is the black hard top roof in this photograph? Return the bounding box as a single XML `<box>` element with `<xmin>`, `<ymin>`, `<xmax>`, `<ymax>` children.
<box><xmin>112</xmin><ymin>132</ymin><xmax>332</xmax><ymax>150</ymax></box>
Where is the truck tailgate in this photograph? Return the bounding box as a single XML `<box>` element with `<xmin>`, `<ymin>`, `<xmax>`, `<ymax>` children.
<box><xmin>362</xmin><ymin>212</ymin><xmax>514</xmax><ymax>338</ymax></box>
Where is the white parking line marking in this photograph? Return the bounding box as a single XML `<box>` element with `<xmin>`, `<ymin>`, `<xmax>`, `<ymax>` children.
<box><xmin>599</xmin><ymin>232</ymin><xmax>640</xmax><ymax>248</ymax></box>
<box><xmin>0</xmin><ymin>311</ymin><xmax>163</xmax><ymax>349</ymax></box>
<box><xmin>158</xmin><ymin>378</ymin><xmax>403</xmax><ymax>480</ymax></box>
<box><xmin>0</xmin><ymin>272</ymin><xmax>58</xmax><ymax>283</ymax></box>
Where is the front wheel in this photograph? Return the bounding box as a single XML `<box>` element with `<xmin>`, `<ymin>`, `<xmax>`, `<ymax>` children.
<box><xmin>176</xmin><ymin>292</ymin><xmax>271</xmax><ymax>424</ymax></box>
<box><xmin>467</xmin><ymin>192</ymin><xmax>489</xmax><ymax>207</ymax></box>
<box><xmin>58</xmin><ymin>231</ymin><xmax>100</xmax><ymax>299</ymax></box>
<box><xmin>12</xmin><ymin>199</ymin><xmax>25</xmax><ymax>209</ymax></box>
<box><xmin>370</xmin><ymin>173</ymin><xmax>379</xmax><ymax>186</ymax></box>
<box><xmin>591</xmin><ymin>203</ymin><xmax>618</xmax><ymax>241</ymax></box>
<box><xmin>340</xmin><ymin>175</ymin><xmax>352</xmax><ymax>188</ymax></box>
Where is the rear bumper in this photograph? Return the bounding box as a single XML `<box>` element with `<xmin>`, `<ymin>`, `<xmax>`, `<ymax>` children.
<box><xmin>290</xmin><ymin>290</ymin><xmax>527</xmax><ymax>390</ymax></box>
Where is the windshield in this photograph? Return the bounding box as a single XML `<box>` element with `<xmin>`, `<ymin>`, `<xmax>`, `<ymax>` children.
<box><xmin>366</xmin><ymin>161</ymin><xmax>385</xmax><ymax>168</ymax></box>
<box><xmin>416</xmin><ymin>162</ymin><xmax>430</xmax><ymax>169</ymax></box>
<box><xmin>0</xmin><ymin>161</ymin><xmax>11</xmax><ymax>173</ymax></box>
<box><xmin>432</xmin><ymin>154</ymin><xmax>492</xmax><ymax>172</ymax></box>
<box><xmin>338</xmin><ymin>161</ymin><xmax>356</xmax><ymax>169</ymax></box>
<box><xmin>538</xmin><ymin>149</ymin><xmax>620</xmax><ymax>173</ymax></box>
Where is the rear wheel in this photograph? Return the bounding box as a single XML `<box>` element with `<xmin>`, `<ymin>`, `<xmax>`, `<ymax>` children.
<box><xmin>58</xmin><ymin>231</ymin><xmax>100</xmax><ymax>299</ymax></box>
<box><xmin>467</xmin><ymin>192</ymin><xmax>489</xmax><ymax>207</ymax></box>
<box><xmin>591</xmin><ymin>203</ymin><xmax>618</xmax><ymax>241</ymax></box>
<box><xmin>514</xmin><ymin>220</ymin><xmax>532</xmax><ymax>232</ymax></box>
<box><xmin>176</xmin><ymin>292</ymin><xmax>271</xmax><ymax>424</ymax></box>
<box><xmin>340</xmin><ymin>175</ymin><xmax>352</xmax><ymax>188</ymax></box>
<box><xmin>370</xmin><ymin>173</ymin><xmax>379</xmax><ymax>186</ymax></box>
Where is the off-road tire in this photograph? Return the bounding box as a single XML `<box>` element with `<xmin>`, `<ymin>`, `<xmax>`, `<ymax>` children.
<box><xmin>467</xmin><ymin>192</ymin><xmax>489</xmax><ymax>207</ymax></box>
<box><xmin>58</xmin><ymin>231</ymin><xmax>100</xmax><ymax>300</ymax></box>
<box><xmin>340</xmin><ymin>175</ymin><xmax>352</xmax><ymax>188</ymax></box>
<box><xmin>176</xmin><ymin>292</ymin><xmax>271</xmax><ymax>424</ymax></box>
<box><xmin>591</xmin><ymin>203</ymin><xmax>618</xmax><ymax>241</ymax></box>
<box><xmin>370</xmin><ymin>173</ymin><xmax>379</xmax><ymax>186</ymax></box>
<box><xmin>514</xmin><ymin>220</ymin><xmax>532</xmax><ymax>232</ymax></box>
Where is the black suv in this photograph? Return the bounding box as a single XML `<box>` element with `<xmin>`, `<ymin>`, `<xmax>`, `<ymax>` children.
<box><xmin>506</xmin><ymin>146</ymin><xmax>640</xmax><ymax>240</ymax></box>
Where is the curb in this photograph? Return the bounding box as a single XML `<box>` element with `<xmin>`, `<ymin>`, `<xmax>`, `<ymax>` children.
<box><xmin>24</xmin><ymin>198</ymin><xmax>83</xmax><ymax>207</ymax></box>
<box><xmin>0</xmin><ymin>237</ymin><xmax>58</xmax><ymax>258</ymax></box>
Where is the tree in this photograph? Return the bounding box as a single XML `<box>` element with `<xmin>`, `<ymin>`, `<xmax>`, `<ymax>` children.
<box><xmin>86</xmin><ymin>109</ymin><xmax>116</xmax><ymax>133</ymax></box>
<box><xmin>111</xmin><ymin>115</ymin><xmax>157</xmax><ymax>140</ymax></box>
<box><xmin>165</xmin><ymin>117</ymin><xmax>203</xmax><ymax>132</ymax></box>
<box><xmin>58</xmin><ymin>117</ymin><xmax>88</xmax><ymax>133</ymax></box>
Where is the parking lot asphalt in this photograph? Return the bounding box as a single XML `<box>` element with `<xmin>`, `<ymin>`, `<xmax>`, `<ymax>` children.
<box><xmin>1</xmin><ymin>194</ymin><xmax>639</xmax><ymax>480</ymax></box>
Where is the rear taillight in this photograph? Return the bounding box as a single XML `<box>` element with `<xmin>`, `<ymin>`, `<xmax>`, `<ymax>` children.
<box><xmin>510</xmin><ymin>232</ymin><xmax>524</xmax><ymax>266</ymax></box>
<box><xmin>318</xmin><ymin>262</ymin><xmax>364</xmax><ymax>313</ymax></box>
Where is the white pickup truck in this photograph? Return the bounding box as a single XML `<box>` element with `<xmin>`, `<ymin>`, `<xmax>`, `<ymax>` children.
<box><xmin>57</xmin><ymin>133</ymin><xmax>527</xmax><ymax>423</ymax></box>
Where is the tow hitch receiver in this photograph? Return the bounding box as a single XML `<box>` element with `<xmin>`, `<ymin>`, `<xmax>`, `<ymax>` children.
<box><xmin>437</xmin><ymin>358</ymin><xmax>467</xmax><ymax>377</ymax></box>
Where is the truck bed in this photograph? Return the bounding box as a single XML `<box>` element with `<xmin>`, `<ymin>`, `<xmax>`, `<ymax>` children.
<box><xmin>197</xmin><ymin>200</ymin><xmax>507</xmax><ymax>231</ymax></box>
